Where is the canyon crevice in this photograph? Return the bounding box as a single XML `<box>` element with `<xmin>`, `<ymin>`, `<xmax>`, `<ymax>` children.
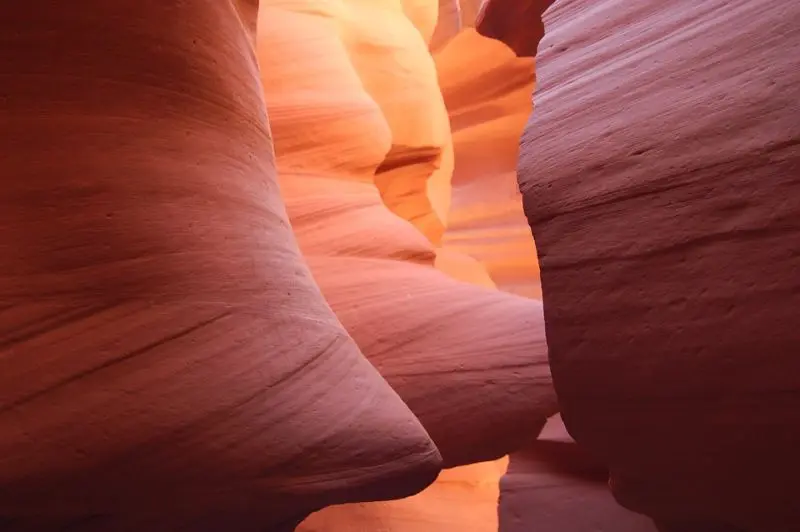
<box><xmin>0</xmin><ymin>0</ymin><xmax>798</xmax><ymax>531</ymax></box>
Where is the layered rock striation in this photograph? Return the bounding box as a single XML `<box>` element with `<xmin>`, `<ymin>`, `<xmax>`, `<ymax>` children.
<box><xmin>517</xmin><ymin>0</ymin><xmax>800</xmax><ymax>530</ymax></box>
<box><xmin>0</xmin><ymin>2</ymin><xmax>442</xmax><ymax>529</ymax></box>
<box><xmin>257</xmin><ymin>0</ymin><xmax>557</xmax><ymax>476</ymax></box>
<box><xmin>3</xmin><ymin>0</ymin><xmax>798</xmax><ymax>530</ymax></box>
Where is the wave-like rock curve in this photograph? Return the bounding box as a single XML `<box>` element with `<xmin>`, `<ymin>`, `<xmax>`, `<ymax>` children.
<box><xmin>0</xmin><ymin>2</ymin><xmax>442</xmax><ymax>529</ymax></box>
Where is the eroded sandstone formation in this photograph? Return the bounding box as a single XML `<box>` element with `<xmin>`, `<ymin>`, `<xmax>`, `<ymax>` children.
<box><xmin>3</xmin><ymin>0</ymin><xmax>798</xmax><ymax>529</ymax></box>
<box><xmin>0</xmin><ymin>2</ymin><xmax>442</xmax><ymax>529</ymax></box>
<box><xmin>437</xmin><ymin>21</ymin><xmax>543</xmax><ymax>298</ymax></box>
<box><xmin>1</xmin><ymin>0</ymin><xmax>561</xmax><ymax>529</ymax></box>
<box><xmin>257</xmin><ymin>0</ymin><xmax>562</xmax><ymax>529</ymax></box>
<box><xmin>257</xmin><ymin>0</ymin><xmax>557</xmax><ymax>476</ymax></box>
<box><xmin>517</xmin><ymin>0</ymin><xmax>800</xmax><ymax>530</ymax></box>
<box><xmin>500</xmin><ymin>415</ymin><xmax>658</xmax><ymax>532</ymax></box>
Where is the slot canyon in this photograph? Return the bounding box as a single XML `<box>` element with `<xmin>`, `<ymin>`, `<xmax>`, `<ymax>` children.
<box><xmin>0</xmin><ymin>0</ymin><xmax>797</xmax><ymax>530</ymax></box>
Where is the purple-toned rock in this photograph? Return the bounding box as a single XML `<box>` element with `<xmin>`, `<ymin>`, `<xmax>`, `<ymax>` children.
<box><xmin>518</xmin><ymin>0</ymin><xmax>800</xmax><ymax>530</ymax></box>
<box><xmin>500</xmin><ymin>415</ymin><xmax>658</xmax><ymax>532</ymax></box>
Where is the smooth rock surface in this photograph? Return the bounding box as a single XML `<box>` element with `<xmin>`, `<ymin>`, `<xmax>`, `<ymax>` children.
<box><xmin>259</xmin><ymin>0</ymin><xmax>557</xmax><ymax>529</ymax></box>
<box><xmin>519</xmin><ymin>0</ymin><xmax>800</xmax><ymax>529</ymax></box>
<box><xmin>258</xmin><ymin>0</ymin><xmax>557</xmax><ymax>472</ymax></box>
<box><xmin>500</xmin><ymin>415</ymin><xmax>657</xmax><ymax>532</ymax></box>
<box><xmin>0</xmin><ymin>2</ymin><xmax>441</xmax><ymax>529</ymax></box>
<box><xmin>437</xmin><ymin>26</ymin><xmax>542</xmax><ymax>298</ymax></box>
<box><xmin>654</xmin><ymin>521</ymin><xmax>746</xmax><ymax>532</ymax></box>
<box><xmin>309</xmin><ymin>256</ymin><xmax>556</xmax><ymax>468</ymax></box>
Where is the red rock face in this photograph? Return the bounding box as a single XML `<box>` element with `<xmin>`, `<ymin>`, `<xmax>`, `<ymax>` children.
<box><xmin>518</xmin><ymin>0</ymin><xmax>800</xmax><ymax>530</ymax></box>
<box><xmin>4</xmin><ymin>0</ymin><xmax>797</xmax><ymax>529</ymax></box>
<box><xmin>0</xmin><ymin>2</ymin><xmax>441</xmax><ymax>529</ymax></box>
<box><xmin>257</xmin><ymin>0</ymin><xmax>558</xmax><ymax>478</ymax></box>
<box><xmin>476</xmin><ymin>0</ymin><xmax>551</xmax><ymax>57</ymax></box>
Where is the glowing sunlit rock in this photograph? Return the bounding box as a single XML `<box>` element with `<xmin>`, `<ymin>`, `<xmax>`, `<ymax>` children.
<box><xmin>437</xmin><ymin>26</ymin><xmax>541</xmax><ymax>298</ymax></box>
<box><xmin>300</xmin><ymin>460</ymin><xmax>509</xmax><ymax>532</ymax></box>
<box><xmin>257</xmin><ymin>0</ymin><xmax>557</xmax><ymax>529</ymax></box>
<box><xmin>257</xmin><ymin>0</ymin><xmax>556</xmax><ymax>471</ymax></box>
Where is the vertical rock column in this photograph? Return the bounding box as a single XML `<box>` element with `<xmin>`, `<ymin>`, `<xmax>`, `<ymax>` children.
<box><xmin>517</xmin><ymin>0</ymin><xmax>800</xmax><ymax>530</ymax></box>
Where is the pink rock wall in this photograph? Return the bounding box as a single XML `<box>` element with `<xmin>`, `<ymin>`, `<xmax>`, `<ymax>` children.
<box><xmin>2</xmin><ymin>0</ymin><xmax>798</xmax><ymax>530</ymax></box>
<box><xmin>0</xmin><ymin>1</ymin><xmax>441</xmax><ymax>529</ymax></box>
<box><xmin>257</xmin><ymin>0</ymin><xmax>557</xmax><ymax>476</ymax></box>
<box><xmin>517</xmin><ymin>0</ymin><xmax>800</xmax><ymax>530</ymax></box>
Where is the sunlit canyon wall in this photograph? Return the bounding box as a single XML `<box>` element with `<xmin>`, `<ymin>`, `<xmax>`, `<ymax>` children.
<box><xmin>0</xmin><ymin>0</ymin><xmax>798</xmax><ymax>531</ymax></box>
<box><xmin>266</xmin><ymin>0</ymin><xmax>800</xmax><ymax>529</ymax></box>
<box><xmin>256</xmin><ymin>1</ymin><xmax>559</xmax><ymax>529</ymax></box>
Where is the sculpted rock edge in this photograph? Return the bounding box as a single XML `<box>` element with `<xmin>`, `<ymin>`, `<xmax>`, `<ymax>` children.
<box><xmin>0</xmin><ymin>2</ymin><xmax>442</xmax><ymax>530</ymax></box>
<box><xmin>261</xmin><ymin>0</ymin><xmax>560</xmax><ymax>529</ymax></box>
<box><xmin>258</xmin><ymin>0</ymin><xmax>558</xmax><ymax>478</ymax></box>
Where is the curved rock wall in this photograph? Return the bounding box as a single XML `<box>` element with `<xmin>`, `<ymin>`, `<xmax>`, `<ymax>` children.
<box><xmin>437</xmin><ymin>27</ymin><xmax>543</xmax><ymax>298</ymax></box>
<box><xmin>518</xmin><ymin>0</ymin><xmax>800</xmax><ymax>530</ymax></box>
<box><xmin>257</xmin><ymin>0</ymin><xmax>559</xmax><ymax>529</ymax></box>
<box><xmin>0</xmin><ymin>1</ymin><xmax>441</xmax><ymax>529</ymax></box>
<box><xmin>3</xmin><ymin>0</ymin><xmax>797</xmax><ymax>530</ymax></box>
<box><xmin>257</xmin><ymin>0</ymin><xmax>557</xmax><ymax>476</ymax></box>
<box><xmin>500</xmin><ymin>415</ymin><xmax>658</xmax><ymax>532</ymax></box>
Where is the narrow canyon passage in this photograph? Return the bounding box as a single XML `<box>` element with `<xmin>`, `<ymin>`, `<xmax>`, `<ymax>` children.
<box><xmin>0</xmin><ymin>0</ymin><xmax>797</xmax><ymax>530</ymax></box>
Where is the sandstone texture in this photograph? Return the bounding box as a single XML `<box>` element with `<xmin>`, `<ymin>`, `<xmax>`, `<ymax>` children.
<box><xmin>258</xmin><ymin>0</ymin><xmax>557</xmax><ymax>475</ymax></box>
<box><xmin>500</xmin><ymin>415</ymin><xmax>657</xmax><ymax>532</ymax></box>
<box><xmin>1</xmin><ymin>0</ymin><xmax>559</xmax><ymax>529</ymax></box>
<box><xmin>258</xmin><ymin>0</ymin><xmax>560</xmax><ymax>529</ymax></box>
<box><xmin>2</xmin><ymin>0</ymin><xmax>798</xmax><ymax>530</ymax></box>
<box><xmin>518</xmin><ymin>0</ymin><xmax>800</xmax><ymax>530</ymax></box>
<box><xmin>438</xmin><ymin>23</ymin><xmax>543</xmax><ymax>298</ymax></box>
<box><xmin>0</xmin><ymin>2</ymin><xmax>441</xmax><ymax>529</ymax></box>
